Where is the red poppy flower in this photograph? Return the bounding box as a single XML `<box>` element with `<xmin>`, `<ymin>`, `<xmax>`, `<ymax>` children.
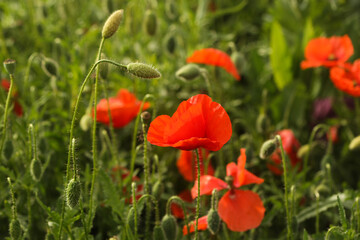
<box><xmin>329</xmin><ymin>60</ymin><xmax>360</xmax><ymax>97</ymax></box>
<box><xmin>301</xmin><ymin>35</ymin><xmax>353</xmax><ymax>69</ymax></box>
<box><xmin>191</xmin><ymin>149</ymin><xmax>265</xmax><ymax>232</ymax></box>
<box><xmin>326</xmin><ymin>126</ymin><xmax>339</xmax><ymax>143</ymax></box>
<box><xmin>182</xmin><ymin>215</ymin><xmax>208</xmax><ymax>235</ymax></box>
<box><xmin>176</xmin><ymin>149</ymin><xmax>214</xmax><ymax>182</ymax></box>
<box><xmin>95</xmin><ymin>89</ymin><xmax>150</xmax><ymax>128</ymax></box>
<box><xmin>1</xmin><ymin>79</ymin><xmax>23</xmax><ymax>117</ymax></box>
<box><xmin>267</xmin><ymin>129</ymin><xmax>301</xmax><ymax>175</ymax></box>
<box><xmin>111</xmin><ymin>166</ymin><xmax>143</xmax><ymax>203</ymax></box>
<box><xmin>186</xmin><ymin>48</ymin><xmax>241</xmax><ymax>80</ymax></box>
<box><xmin>171</xmin><ymin>190</ymin><xmax>194</xmax><ymax>219</ymax></box>
<box><xmin>147</xmin><ymin>94</ymin><xmax>232</xmax><ymax>151</ymax></box>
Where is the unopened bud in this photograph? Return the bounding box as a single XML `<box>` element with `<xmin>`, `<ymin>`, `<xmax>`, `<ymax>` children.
<box><xmin>127</xmin><ymin>62</ymin><xmax>161</xmax><ymax>79</ymax></box>
<box><xmin>175</xmin><ymin>64</ymin><xmax>200</xmax><ymax>81</ymax></box>
<box><xmin>41</xmin><ymin>58</ymin><xmax>59</xmax><ymax>77</ymax></box>
<box><xmin>144</xmin><ymin>10</ymin><xmax>157</xmax><ymax>36</ymax></box>
<box><xmin>297</xmin><ymin>144</ymin><xmax>310</xmax><ymax>159</ymax></box>
<box><xmin>4</xmin><ymin>59</ymin><xmax>16</xmax><ymax>74</ymax></box>
<box><xmin>80</xmin><ymin>114</ymin><xmax>92</xmax><ymax>132</ymax></box>
<box><xmin>141</xmin><ymin>111</ymin><xmax>151</xmax><ymax>125</ymax></box>
<box><xmin>349</xmin><ymin>135</ymin><xmax>360</xmax><ymax>150</ymax></box>
<box><xmin>259</xmin><ymin>138</ymin><xmax>278</xmax><ymax>159</ymax></box>
<box><xmin>165</xmin><ymin>34</ymin><xmax>176</xmax><ymax>54</ymax></box>
<box><xmin>207</xmin><ymin>209</ymin><xmax>221</xmax><ymax>235</ymax></box>
<box><xmin>153</xmin><ymin>225</ymin><xmax>166</xmax><ymax>240</ymax></box>
<box><xmin>161</xmin><ymin>214</ymin><xmax>177</xmax><ymax>240</ymax></box>
<box><xmin>66</xmin><ymin>178</ymin><xmax>81</xmax><ymax>208</ymax></box>
<box><xmin>30</xmin><ymin>158</ymin><xmax>42</xmax><ymax>181</ymax></box>
<box><xmin>9</xmin><ymin>219</ymin><xmax>22</xmax><ymax>240</ymax></box>
<box><xmin>152</xmin><ymin>180</ymin><xmax>164</xmax><ymax>199</ymax></box>
<box><xmin>102</xmin><ymin>9</ymin><xmax>124</xmax><ymax>39</ymax></box>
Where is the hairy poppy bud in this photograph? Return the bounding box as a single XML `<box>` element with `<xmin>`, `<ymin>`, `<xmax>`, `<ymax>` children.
<box><xmin>349</xmin><ymin>135</ymin><xmax>360</xmax><ymax>150</ymax></box>
<box><xmin>259</xmin><ymin>138</ymin><xmax>278</xmax><ymax>159</ymax></box>
<box><xmin>9</xmin><ymin>219</ymin><xmax>21</xmax><ymax>240</ymax></box>
<box><xmin>30</xmin><ymin>158</ymin><xmax>42</xmax><ymax>181</ymax></box>
<box><xmin>66</xmin><ymin>178</ymin><xmax>81</xmax><ymax>208</ymax></box>
<box><xmin>144</xmin><ymin>10</ymin><xmax>157</xmax><ymax>36</ymax></box>
<box><xmin>41</xmin><ymin>57</ymin><xmax>59</xmax><ymax>77</ymax></box>
<box><xmin>80</xmin><ymin>114</ymin><xmax>92</xmax><ymax>132</ymax></box>
<box><xmin>99</xmin><ymin>53</ymin><xmax>109</xmax><ymax>79</ymax></box>
<box><xmin>297</xmin><ymin>144</ymin><xmax>310</xmax><ymax>159</ymax></box>
<box><xmin>161</xmin><ymin>214</ymin><xmax>177</xmax><ymax>240</ymax></box>
<box><xmin>153</xmin><ymin>225</ymin><xmax>166</xmax><ymax>240</ymax></box>
<box><xmin>3</xmin><ymin>59</ymin><xmax>16</xmax><ymax>74</ymax></box>
<box><xmin>175</xmin><ymin>64</ymin><xmax>200</xmax><ymax>81</ymax></box>
<box><xmin>207</xmin><ymin>209</ymin><xmax>221</xmax><ymax>235</ymax></box>
<box><xmin>127</xmin><ymin>62</ymin><xmax>161</xmax><ymax>79</ymax></box>
<box><xmin>102</xmin><ymin>9</ymin><xmax>124</xmax><ymax>39</ymax></box>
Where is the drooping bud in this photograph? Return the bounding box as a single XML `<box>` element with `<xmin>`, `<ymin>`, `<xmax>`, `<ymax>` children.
<box><xmin>127</xmin><ymin>62</ymin><xmax>161</xmax><ymax>79</ymax></box>
<box><xmin>80</xmin><ymin>114</ymin><xmax>92</xmax><ymax>132</ymax></box>
<box><xmin>66</xmin><ymin>178</ymin><xmax>81</xmax><ymax>208</ymax></box>
<box><xmin>175</xmin><ymin>64</ymin><xmax>200</xmax><ymax>81</ymax></box>
<box><xmin>41</xmin><ymin>57</ymin><xmax>59</xmax><ymax>77</ymax></box>
<box><xmin>206</xmin><ymin>209</ymin><xmax>221</xmax><ymax>235</ymax></box>
<box><xmin>141</xmin><ymin>111</ymin><xmax>152</xmax><ymax>125</ymax></box>
<box><xmin>102</xmin><ymin>9</ymin><xmax>124</xmax><ymax>39</ymax></box>
<box><xmin>153</xmin><ymin>225</ymin><xmax>166</xmax><ymax>240</ymax></box>
<box><xmin>30</xmin><ymin>158</ymin><xmax>42</xmax><ymax>181</ymax></box>
<box><xmin>297</xmin><ymin>144</ymin><xmax>310</xmax><ymax>159</ymax></box>
<box><xmin>161</xmin><ymin>214</ymin><xmax>177</xmax><ymax>240</ymax></box>
<box><xmin>9</xmin><ymin>219</ymin><xmax>22</xmax><ymax>240</ymax></box>
<box><xmin>99</xmin><ymin>53</ymin><xmax>109</xmax><ymax>79</ymax></box>
<box><xmin>152</xmin><ymin>180</ymin><xmax>164</xmax><ymax>199</ymax></box>
<box><xmin>259</xmin><ymin>138</ymin><xmax>278</xmax><ymax>159</ymax></box>
<box><xmin>349</xmin><ymin>135</ymin><xmax>360</xmax><ymax>150</ymax></box>
<box><xmin>144</xmin><ymin>10</ymin><xmax>157</xmax><ymax>36</ymax></box>
<box><xmin>3</xmin><ymin>59</ymin><xmax>16</xmax><ymax>74</ymax></box>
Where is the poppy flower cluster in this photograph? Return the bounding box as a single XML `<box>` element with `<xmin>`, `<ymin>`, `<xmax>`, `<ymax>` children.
<box><xmin>147</xmin><ymin>94</ymin><xmax>232</xmax><ymax>151</ymax></box>
<box><xmin>302</xmin><ymin>35</ymin><xmax>360</xmax><ymax>97</ymax></box>
<box><xmin>186</xmin><ymin>148</ymin><xmax>265</xmax><ymax>233</ymax></box>
<box><xmin>267</xmin><ymin>129</ymin><xmax>301</xmax><ymax>175</ymax></box>
<box><xmin>94</xmin><ymin>89</ymin><xmax>150</xmax><ymax>128</ymax></box>
<box><xmin>187</xmin><ymin>48</ymin><xmax>241</xmax><ymax>80</ymax></box>
<box><xmin>1</xmin><ymin>79</ymin><xmax>23</xmax><ymax>117</ymax></box>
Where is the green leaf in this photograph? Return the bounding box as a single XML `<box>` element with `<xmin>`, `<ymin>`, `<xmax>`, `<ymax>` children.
<box><xmin>270</xmin><ymin>21</ymin><xmax>292</xmax><ymax>90</ymax></box>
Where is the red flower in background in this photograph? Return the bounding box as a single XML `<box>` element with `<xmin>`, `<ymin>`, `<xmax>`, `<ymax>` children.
<box><xmin>147</xmin><ymin>94</ymin><xmax>232</xmax><ymax>151</ymax></box>
<box><xmin>183</xmin><ymin>215</ymin><xmax>208</xmax><ymax>235</ymax></box>
<box><xmin>1</xmin><ymin>79</ymin><xmax>23</xmax><ymax>117</ymax></box>
<box><xmin>95</xmin><ymin>89</ymin><xmax>150</xmax><ymax>128</ymax></box>
<box><xmin>176</xmin><ymin>149</ymin><xmax>214</xmax><ymax>182</ymax></box>
<box><xmin>267</xmin><ymin>129</ymin><xmax>301</xmax><ymax>175</ymax></box>
<box><xmin>187</xmin><ymin>48</ymin><xmax>241</xmax><ymax>80</ymax></box>
<box><xmin>330</xmin><ymin>59</ymin><xmax>360</xmax><ymax>97</ymax></box>
<box><xmin>189</xmin><ymin>149</ymin><xmax>265</xmax><ymax>232</ymax></box>
<box><xmin>111</xmin><ymin>166</ymin><xmax>143</xmax><ymax>203</ymax></box>
<box><xmin>171</xmin><ymin>190</ymin><xmax>194</xmax><ymax>219</ymax></box>
<box><xmin>301</xmin><ymin>35</ymin><xmax>353</xmax><ymax>69</ymax></box>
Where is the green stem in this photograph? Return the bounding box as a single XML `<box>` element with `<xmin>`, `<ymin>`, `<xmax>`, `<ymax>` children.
<box><xmin>276</xmin><ymin>134</ymin><xmax>292</xmax><ymax>240</ymax></box>
<box><xmin>142</xmin><ymin>120</ymin><xmax>151</xmax><ymax>238</ymax></box>
<box><xmin>166</xmin><ymin>196</ymin><xmax>191</xmax><ymax>240</ymax></box>
<box><xmin>79</xmin><ymin>198</ymin><xmax>89</xmax><ymax>240</ymax></box>
<box><xmin>7</xmin><ymin>177</ymin><xmax>17</xmax><ymax>219</ymax></box>
<box><xmin>194</xmin><ymin>148</ymin><xmax>201</xmax><ymax>240</ymax></box>
<box><xmin>315</xmin><ymin>191</ymin><xmax>320</xmax><ymax>234</ymax></box>
<box><xmin>71</xmin><ymin>138</ymin><xmax>77</xmax><ymax>180</ymax></box>
<box><xmin>28</xmin><ymin>124</ymin><xmax>34</xmax><ymax>161</ymax></box>
<box><xmin>132</xmin><ymin>182</ymin><xmax>138</xmax><ymax>239</ymax></box>
<box><xmin>0</xmin><ymin>73</ymin><xmax>14</xmax><ymax>160</ymax></box>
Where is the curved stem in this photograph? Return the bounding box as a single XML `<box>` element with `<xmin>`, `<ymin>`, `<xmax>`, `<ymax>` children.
<box><xmin>166</xmin><ymin>196</ymin><xmax>191</xmax><ymax>240</ymax></box>
<box><xmin>194</xmin><ymin>148</ymin><xmax>201</xmax><ymax>240</ymax></box>
<box><xmin>276</xmin><ymin>135</ymin><xmax>292</xmax><ymax>240</ymax></box>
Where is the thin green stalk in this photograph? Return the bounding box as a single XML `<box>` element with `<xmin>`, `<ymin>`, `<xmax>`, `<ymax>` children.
<box><xmin>194</xmin><ymin>148</ymin><xmax>201</xmax><ymax>240</ymax></box>
<box><xmin>0</xmin><ymin>73</ymin><xmax>15</xmax><ymax>160</ymax></box>
<box><xmin>142</xmin><ymin>120</ymin><xmax>151</xmax><ymax>239</ymax></box>
<box><xmin>276</xmin><ymin>134</ymin><xmax>292</xmax><ymax>240</ymax></box>
<box><xmin>87</xmin><ymin>37</ymin><xmax>105</xmax><ymax>231</ymax></box>
<box><xmin>315</xmin><ymin>191</ymin><xmax>320</xmax><ymax>234</ymax></box>
<box><xmin>79</xmin><ymin>198</ymin><xmax>89</xmax><ymax>240</ymax></box>
<box><xmin>166</xmin><ymin>196</ymin><xmax>191</xmax><ymax>240</ymax></box>
<box><xmin>132</xmin><ymin>182</ymin><xmax>138</xmax><ymax>239</ymax></box>
<box><xmin>7</xmin><ymin>177</ymin><xmax>17</xmax><ymax>219</ymax></box>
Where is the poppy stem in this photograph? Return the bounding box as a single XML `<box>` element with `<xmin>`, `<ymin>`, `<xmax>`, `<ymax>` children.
<box><xmin>142</xmin><ymin>120</ymin><xmax>151</xmax><ymax>238</ymax></box>
<box><xmin>131</xmin><ymin>182</ymin><xmax>138</xmax><ymax>239</ymax></box>
<box><xmin>166</xmin><ymin>196</ymin><xmax>191</xmax><ymax>240</ymax></box>
<box><xmin>0</xmin><ymin>73</ymin><xmax>14</xmax><ymax>160</ymax></box>
<box><xmin>275</xmin><ymin>134</ymin><xmax>292</xmax><ymax>240</ymax></box>
<box><xmin>194</xmin><ymin>148</ymin><xmax>201</xmax><ymax>240</ymax></box>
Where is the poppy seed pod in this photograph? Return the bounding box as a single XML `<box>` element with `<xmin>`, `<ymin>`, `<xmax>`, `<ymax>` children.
<box><xmin>161</xmin><ymin>214</ymin><xmax>177</xmax><ymax>240</ymax></box>
<box><xmin>9</xmin><ymin>219</ymin><xmax>22</xmax><ymax>240</ymax></box>
<box><xmin>259</xmin><ymin>138</ymin><xmax>278</xmax><ymax>159</ymax></box>
<box><xmin>153</xmin><ymin>225</ymin><xmax>166</xmax><ymax>240</ymax></box>
<box><xmin>3</xmin><ymin>59</ymin><xmax>16</xmax><ymax>74</ymax></box>
<box><xmin>349</xmin><ymin>135</ymin><xmax>360</xmax><ymax>150</ymax></box>
<box><xmin>144</xmin><ymin>10</ymin><xmax>157</xmax><ymax>36</ymax></box>
<box><xmin>66</xmin><ymin>178</ymin><xmax>81</xmax><ymax>208</ymax></box>
<box><xmin>207</xmin><ymin>209</ymin><xmax>221</xmax><ymax>235</ymax></box>
<box><xmin>30</xmin><ymin>158</ymin><xmax>42</xmax><ymax>182</ymax></box>
<box><xmin>127</xmin><ymin>63</ymin><xmax>161</xmax><ymax>79</ymax></box>
<box><xmin>102</xmin><ymin>9</ymin><xmax>124</xmax><ymax>39</ymax></box>
<box><xmin>175</xmin><ymin>64</ymin><xmax>200</xmax><ymax>81</ymax></box>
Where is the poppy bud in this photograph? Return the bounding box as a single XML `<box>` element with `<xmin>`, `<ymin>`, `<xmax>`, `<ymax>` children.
<box><xmin>153</xmin><ymin>225</ymin><xmax>166</xmax><ymax>240</ymax></box>
<box><xmin>144</xmin><ymin>10</ymin><xmax>157</xmax><ymax>36</ymax></box>
<box><xmin>3</xmin><ymin>59</ymin><xmax>16</xmax><ymax>74</ymax></box>
<box><xmin>102</xmin><ymin>9</ymin><xmax>124</xmax><ymax>39</ymax></box>
<box><xmin>165</xmin><ymin>0</ymin><xmax>178</xmax><ymax>20</ymax></box>
<box><xmin>66</xmin><ymin>178</ymin><xmax>81</xmax><ymax>208</ymax></box>
<box><xmin>152</xmin><ymin>180</ymin><xmax>164</xmax><ymax>199</ymax></box>
<box><xmin>41</xmin><ymin>57</ymin><xmax>59</xmax><ymax>77</ymax></box>
<box><xmin>207</xmin><ymin>209</ymin><xmax>221</xmax><ymax>235</ymax></box>
<box><xmin>165</xmin><ymin>34</ymin><xmax>176</xmax><ymax>54</ymax></box>
<box><xmin>127</xmin><ymin>62</ymin><xmax>161</xmax><ymax>79</ymax></box>
<box><xmin>80</xmin><ymin>114</ymin><xmax>92</xmax><ymax>132</ymax></box>
<box><xmin>4</xmin><ymin>140</ymin><xmax>13</xmax><ymax>160</ymax></box>
<box><xmin>256</xmin><ymin>113</ymin><xmax>270</xmax><ymax>134</ymax></box>
<box><xmin>259</xmin><ymin>138</ymin><xmax>278</xmax><ymax>159</ymax></box>
<box><xmin>161</xmin><ymin>214</ymin><xmax>177</xmax><ymax>240</ymax></box>
<box><xmin>175</xmin><ymin>64</ymin><xmax>200</xmax><ymax>81</ymax></box>
<box><xmin>99</xmin><ymin>53</ymin><xmax>109</xmax><ymax>79</ymax></box>
<box><xmin>297</xmin><ymin>144</ymin><xmax>310</xmax><ymax>159</ymax></box>
<box><xmin>349</xmin><ymin>135</ymin><xmax>360</xmax><ymax>150</ymax></box>
<box><xmin>30</xmin><ymin>158</ymin><xmax>42</xmax><ymax>182</ymax></box>
<box><xmin>9</xmin><ymin>219</ymin><xmax>21</xmax><ymax>240</ymax></box>
<box><xmin>141</xmin><ymin>111</ymin><xmax>152</xmax><ymax>125</ymax></box>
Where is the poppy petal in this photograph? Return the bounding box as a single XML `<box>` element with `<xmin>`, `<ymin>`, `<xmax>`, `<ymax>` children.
<box><xmin>218</xmin><ymin>189</ymin><xmax>265</xmax><ymax>232</ymax></box>
<box><xmin>171</xmin><ymin>190</ymin><xmax>194</xmax><ymax>219</ymax></box>
<box><xmin>182</xmin><ymin>215</ymin><xmax>208</xmax><ymax>235</ymax></box>
<box><xmin>191</xmin><ymin>175</ymin><xmax>227</xmax><ymax>199</ymax></box>
<box><xmin>187</xmin><ymin>48</ymin><xmax>241</xmax><ymax>80</ymax></box>
<box><xmin>330</xmin><ymin>65</ymin><xmax>360</xmax><ymax>97</ymax></box>
<box><xmin>147</xmin><ymin>115</ymin><xmax>172</xmax><ymax>144</ymax></box>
